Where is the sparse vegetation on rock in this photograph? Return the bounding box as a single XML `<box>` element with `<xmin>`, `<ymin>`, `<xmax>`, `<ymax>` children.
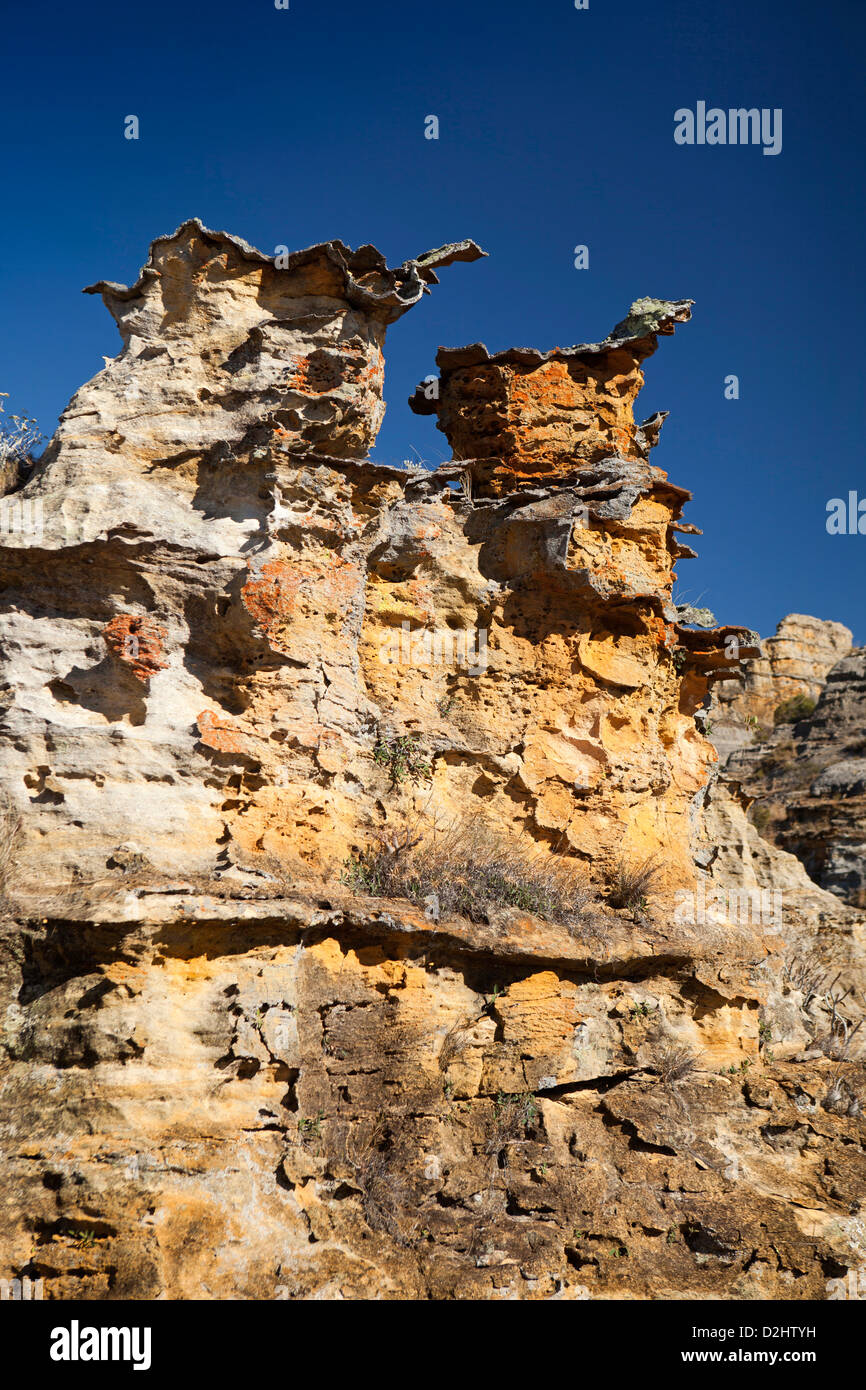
<box><xmin>343</xmin><ymin>820</ymin><xmax>596</xmax><ymax>929</ymax></box>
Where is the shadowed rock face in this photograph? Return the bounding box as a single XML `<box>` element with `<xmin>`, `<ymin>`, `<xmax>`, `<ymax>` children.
<box><xmin>0</xmin><ymin>229</ymin><xmax>864</xmax><ymax>1302</ymax></box>
<box><xmin>774</xmin><ymin>652</ymin><xmax>866</xmax><ymax>905</ymax></box>
<box><xmin>701</xmin><ymin>612</ymin><xmax>866</xmax><ymax>1096</ymax></box>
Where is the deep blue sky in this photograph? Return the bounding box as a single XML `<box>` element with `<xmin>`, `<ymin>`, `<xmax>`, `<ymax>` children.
<box><xmin>2</xmin><ymin>0</ymin><xmax>863</xmax><ymax>642</ymax></box>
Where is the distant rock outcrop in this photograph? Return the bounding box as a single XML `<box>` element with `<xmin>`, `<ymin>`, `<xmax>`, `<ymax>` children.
<box><xmin>710</xmin><ymin>614</ymin><xmax>852</xmax><ymax>761</ymax></box>
<box><xmin>776</xmin><ymin>650</ymin><xmax>866</xmax><ymax>904</ymax></box>
<box><xmin>714</xmin><ymin>643</ymin><xmax>866</xmax><ymax>908</ymax></box>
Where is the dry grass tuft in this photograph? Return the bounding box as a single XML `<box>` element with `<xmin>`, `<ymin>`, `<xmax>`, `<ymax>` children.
<box><xmin>332</xmin><ymin>1114</ymin><xmax>419</xmax><ymax>1247</ymax></box>
<box><xmin>342</xmin><ymin>820</ymin><xmax>597</xmax><ymax>933</ymax></box>
<box><xmin>485</xmin><ymin>1091</ymin><xmax>539</xmax><ymax>1161</ymax></box>
<box><xmin>782</xmin><ymin>951</ymin><xmax>826</xmax><ymax>1007</ymax></box>
<box><xmin>606</xmin><ymin>853</ymin><xmax>662</xmax><ymax>912</ymax></box>
<box><xmin>655</xmin><ymin>1042</ymin><xmax>701</xmax><ymax>1087</ymax></box>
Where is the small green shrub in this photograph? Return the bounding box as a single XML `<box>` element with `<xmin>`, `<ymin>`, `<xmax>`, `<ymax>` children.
<box><xmin>751</xmin><ymin>804</ymin><xmax>771</xmax><ymax>832</ymax></box>
<box><xmin>297</xmin><ymin>1111</ymin><xmax>324</xmax><ymax>1141</ymax></box>
<box><xmin>341</xmin><ymin>846</ymin><xmax>396</xmax><ymax>897</ymax></box>
<box><xmin>773</xmin><ymin>694</ymin><xmax>816</xmax><ymax>726</ymax></box>
<box><xmin>372</xmin><ymin>732</ymin><xmax>432</xmax><ymax>788</ymax></box>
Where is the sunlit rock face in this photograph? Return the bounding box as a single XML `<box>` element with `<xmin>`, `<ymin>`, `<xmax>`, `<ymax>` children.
<box><xmin>0</xmin><ymin>222</ymin><xmax>486</xmax><ymax>885</ymax></box>
<box><xmin>0</xmin><ymin>245</ymin><xmax>741</xmax><ymax>893</ymax></box>
<box><xmin>80</xmin><ymin>218</ymin><xmax>486</xmax><ymax>467</ymax></box>
<box><xmin>410</xmin><ymin>297</ymin><xmax>694</xmax><ymax>496</ymax></box>
<box><xmin>0</xmin><ymin>229</ymin><xmax>864</xmax><ymax>1303</ymax></box>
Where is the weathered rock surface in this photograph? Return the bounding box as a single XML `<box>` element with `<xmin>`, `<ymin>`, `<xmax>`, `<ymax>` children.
<box><xmin>774</xmin><ymin>652</ymin><xmax>866</xmax><ymax>906</ymax></box>
<box><xmin>699</xmin><ymin>770</ymin><xmax>866</xmax><ymax>997</ymax></box>
<box><xmin>0</xmin><ymin>225</ymin><xmax>746</xmax><ymax>895</ymax></box>
<box><xmin>410</xmin><ymin>297</ymin><xmax>693</xmax><ymax>497</ymax></box>
<box><xmin>0</xmin><ymin>225</ymin><xmax>864</xmax><ymax>1302</ymax></box>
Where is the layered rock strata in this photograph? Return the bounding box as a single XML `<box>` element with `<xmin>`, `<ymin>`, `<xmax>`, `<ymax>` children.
<box><xmin>0</xmin><ymin>226</ymin><xmax>863</xmax><ymax>1302</ymax></box>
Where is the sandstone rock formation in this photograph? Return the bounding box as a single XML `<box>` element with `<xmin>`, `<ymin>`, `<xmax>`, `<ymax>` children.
<box><xmin>703</xmin><ymin>618</ymin><xmax>866</xmax><ymax>1071</ymax></box>
<box><xmin>0</xmin><ymin>224</ymin><xmax>864</xmax><ymax>1302</ymax></box>
<box><xmin>0</xmin><ymin>219</ymin><xmax>484</xmax><ymax>888</ymax></box>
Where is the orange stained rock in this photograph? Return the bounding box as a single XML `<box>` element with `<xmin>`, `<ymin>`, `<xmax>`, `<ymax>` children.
<box><xmin>436</xmin><ymin>356</ymin><xmax>647</xmax><ymax>493</ymax></box>
<box><xmin>241</xmin><ymin>556</ymin><xmax>363</xmax><ymax>651</ymax></box>
<box><xmin>196</xmin><ymin>710</ymin><xmax>249</xmax><ymax>755</ymax></box>
<box><xmin>103</xmin><ymin>614</ymin><xmax>169</xmax><ymax>683</ymax></box>
<box><xmin>287</xmin><ymin>346</ymin><xmax>382</xmax><ymax>397</ymax></box>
